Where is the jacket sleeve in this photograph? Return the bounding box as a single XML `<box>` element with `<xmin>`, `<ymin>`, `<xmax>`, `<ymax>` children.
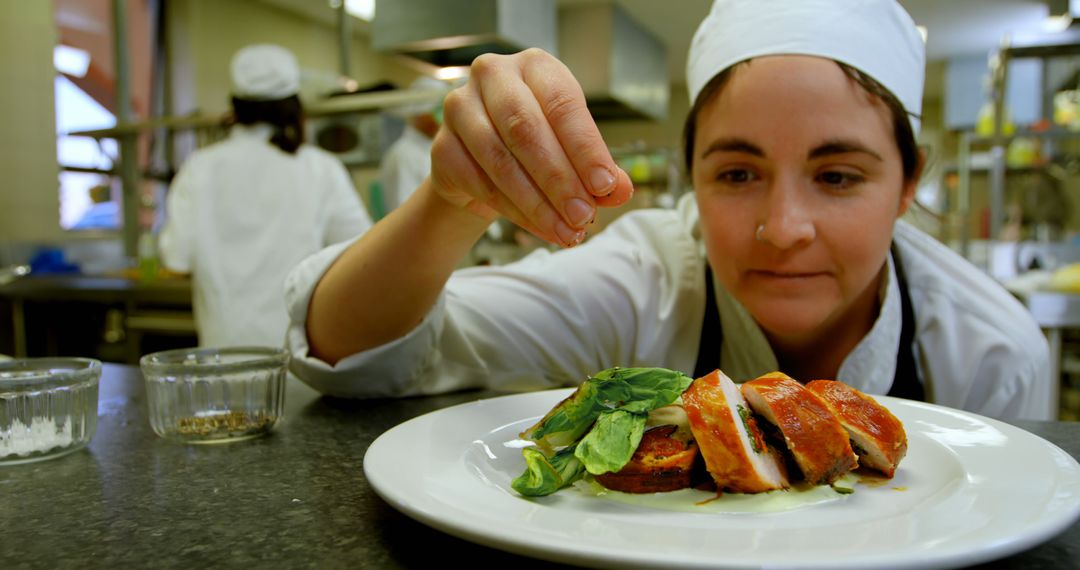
<box><xmin>322</xmin><ymin>158</ymin><xmax>372</xmax><ymax>246</ymax></box>
<box><xmin>284</xmin><ymin>207</ymin><xmax>704</xmax><ymax>398</ymax></box>
<box><xmin>964</xmin><ymin>335</ymin><xmax>1052</xmax><ymax>420</ymax></box>
<box><xmin>897</xmin><ymin>222</ymin><xmax>1055</xmax><ymax>421</ymax></box>
<box><xmin>158</xmin><ymin>162</ymin><xmax>196</xmax><ymax>273</ymax></box>
<box><xmin>915</xmin><ymin>301</ymin><xmax>1053</xmax><ymax>421</ymax></box>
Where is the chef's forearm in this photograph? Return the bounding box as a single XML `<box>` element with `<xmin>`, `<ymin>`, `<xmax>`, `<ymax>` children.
<box><xmin>305</xmin><ymin>178</ymin><xmax>491</xmax><ymax>364</ymax></box>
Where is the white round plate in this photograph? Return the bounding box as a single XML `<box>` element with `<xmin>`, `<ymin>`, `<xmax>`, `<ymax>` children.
<box><xmin>364</xmin><ymin>390</ymin><xmax>1080</xmax><ymax>569</ymax></box>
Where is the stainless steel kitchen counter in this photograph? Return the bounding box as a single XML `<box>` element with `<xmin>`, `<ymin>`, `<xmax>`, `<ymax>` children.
<box><xmin>0</xmin><ymin>274</ymin><xmax>191</xmax><ymax>304</ymax></box>
<box><xmin>1007</xmin><ymin>284</ymin><xmax>1080</xmax><ymax>420</ymax></box>
<box><xmin>0</xmin><ymin>275</ymin><xmax>194</xmax><ymax>360</ymax></box>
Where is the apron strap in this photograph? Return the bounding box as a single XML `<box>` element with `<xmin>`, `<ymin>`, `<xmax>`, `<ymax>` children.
<box><xmin>692</xmin><ymin>265</ymin><xmax>723</xmax><ymax>379</ymax></box>
<box><xmin>693</xmin><ymin>245</ymin><xmax>925</xmax><ymax>401</ymax></box>
<box><xmin>886</xmin><ymin>243</ymin><xmax>925</xmax><ymax>400</ymax></box>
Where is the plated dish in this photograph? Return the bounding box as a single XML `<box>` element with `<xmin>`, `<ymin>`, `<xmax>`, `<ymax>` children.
<box><xmin>364</xmin><ymin>389</ymin><xmax>1080</xmax><ymax>569</ymax></box>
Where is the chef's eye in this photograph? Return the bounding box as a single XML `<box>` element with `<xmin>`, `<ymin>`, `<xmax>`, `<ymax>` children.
<box><xmin>717</xmin><ymin>168</ymin><xmax>756</xmax><ymax>185</ymax></box>
<box><xmin>817</xmin><ymin>170</ymin><xmax>864</xmax><ymax>190</ymax></box>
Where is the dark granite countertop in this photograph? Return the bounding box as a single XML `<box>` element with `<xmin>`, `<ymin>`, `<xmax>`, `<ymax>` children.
<box><xmin>1</xmin><ymin>364</ymin><xmax>1078</xmax><ymax>569</ymax></box>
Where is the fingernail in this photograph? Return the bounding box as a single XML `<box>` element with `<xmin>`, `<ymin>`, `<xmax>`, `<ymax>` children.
<box><xmin>565</xmin><ymin>198</ymin><xmax>594</xmax><ymax>228</ymax></box>
<box><xmin>555</xmin><ymin>221</ymin><xmax>580</xmax><ymax>246</ymax></box>
<box><xmin>589</xmin><ymin>167</ymin><xmax>615</xmax><ymax>195</ymax></box>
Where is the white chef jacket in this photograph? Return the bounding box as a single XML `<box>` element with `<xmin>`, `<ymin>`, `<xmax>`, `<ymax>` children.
<box><xmin>161</xmin><ymin>123</ymin><xmax>372</xmax><ymax>348</ymax></box>
<box><xmin>284</xmin><ymin>194</ymin><xmax>1053</xmax><ymax>420</ymax></box>
<box><xmin>378</xmin><ymin>123</ymin><xmax>432</xmax><ymax>213</ymax></box>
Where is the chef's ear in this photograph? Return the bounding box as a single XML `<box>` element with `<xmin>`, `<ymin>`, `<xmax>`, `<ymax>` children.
<box><xmin>897</xmin><ymin>149</ymin><xmax>926</xmax><ymax>218</ymax></box>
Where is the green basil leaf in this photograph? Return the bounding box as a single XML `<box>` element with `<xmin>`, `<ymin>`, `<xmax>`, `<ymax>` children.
<box><xmin>574</xmin><ymin>409</ymin><xmax>647</xmax><ymax>475</ymax></box>
<box><xmin>511</xmin><ymin>445</ymin><xmax>585</xmax><ymax>497</ymax></box>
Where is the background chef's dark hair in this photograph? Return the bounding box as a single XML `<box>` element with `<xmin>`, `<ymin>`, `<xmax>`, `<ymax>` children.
<box><xmin>681</xmin><ymin>60</ymin><xmax>922</xmax><ymax>183</ymax></box>
<box><xmin>230</xmin><ymin>94</ymin><xmax>305</xmax><ymax>154</ymax></box>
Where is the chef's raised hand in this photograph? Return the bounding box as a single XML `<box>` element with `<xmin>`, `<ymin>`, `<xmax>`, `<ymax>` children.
<box><xmin>430</xmin><ymin>48</ymin><xmax>634</xmax><ymax>247</ymax></box>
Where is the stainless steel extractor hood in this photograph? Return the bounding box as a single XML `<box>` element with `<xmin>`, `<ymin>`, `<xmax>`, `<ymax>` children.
<box><xmin>372</xmin><ymin>0</ymin><xmax>667</xmax><ymax>121</ymax></box>
<box><xmin>372</xmin><ymin>0</ymin><xmax>558</xmax><ymax>67</ymax></box>
<box><xmin>559</xmin><ymin>3</ymin><xmax>669</xmax><ymax>121</ymax></box>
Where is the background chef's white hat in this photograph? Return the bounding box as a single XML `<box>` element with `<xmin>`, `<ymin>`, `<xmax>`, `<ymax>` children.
<box><xmin>390</xmin><ymin>75</ymin><xmax>453</xmax><ymax>119</ymax></box>
<box><xmin>687</xmin><ymin>0</ymin><xmax>925</xmax><ymax>133</ymax></box>
<box><xmin>230</xmin><ymin>44</ymin><xmax>301</xmax><ymax>100</ymax></box>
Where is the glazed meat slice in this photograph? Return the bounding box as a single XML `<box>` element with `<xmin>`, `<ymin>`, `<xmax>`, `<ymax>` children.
<box><xmin>594</xmin><ymin>425</ymin><xmax>699</xmax><ymax>493</ymax></box>
<box><xmin>741</xmin><ymin>372</ymin><xmax>858</xmax><ymax>485</ymax></box>
<box><xmin>683</xmin><ymin>369</ymin><xmax>789</xmax><ymax>493</ymax></box>
<box><xmin>806</xmin><ymin>380</ymin><xmax>907</xmax><ymax>478</ymax></box>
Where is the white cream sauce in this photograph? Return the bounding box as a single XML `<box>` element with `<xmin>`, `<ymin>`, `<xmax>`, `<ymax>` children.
<box><xmin>571</xmin><ymin>472</ymin><xmax>860</xmax><ymax>514</ymax></box>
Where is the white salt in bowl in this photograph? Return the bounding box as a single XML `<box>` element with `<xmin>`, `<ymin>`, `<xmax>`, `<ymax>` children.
<box><xmin>0</xmin><ymin>357</ymin><xmax>101</xmax><ymax>465</ymax></box>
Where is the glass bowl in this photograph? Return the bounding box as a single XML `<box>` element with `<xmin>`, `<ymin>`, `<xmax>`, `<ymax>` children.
<box><xmin>0</xmin><ymin>357</ymin><xmax>101</xmax><ymax>465</ymax></box>
<box><xmin>140</xmin><ymin>346</ymin><xmax>287</xmax><ymax>444</ymax></box>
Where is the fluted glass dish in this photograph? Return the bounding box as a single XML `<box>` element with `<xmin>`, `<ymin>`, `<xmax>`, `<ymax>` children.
<box><xmin>141</xmin><ymin>347</ymin><xmax>288</xmax><ymax>444</ymax></box>
<box><xmin>0</xmin><ymin>357</ymin><xmax>101</xmax><ymax>465</ymax></box>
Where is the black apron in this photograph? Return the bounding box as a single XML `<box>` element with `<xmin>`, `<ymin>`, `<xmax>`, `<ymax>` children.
<box><xmin>692</xmin><ymin>244</ymin><xmax>925</xmax><ymax>400</ymax></box>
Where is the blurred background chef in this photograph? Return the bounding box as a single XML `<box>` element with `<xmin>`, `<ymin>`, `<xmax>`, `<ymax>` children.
<box><xmin>377</xmin><ymin>76</ymin><xmax>452</xmax><ymax>213</ymax></box>
<box><xmin>159</xmin><ymin>44</ymin><xmax>372</xmax><ymax>348</ymax></box>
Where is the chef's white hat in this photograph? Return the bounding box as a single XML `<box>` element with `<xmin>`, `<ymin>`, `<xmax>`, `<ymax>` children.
<box><xmin>390</xmin><ymin>75</ymin><xmax>453</xmax><ymax>119</ymax></box>
<box><xmin>230</xmin><ymin>44</ymin><xmax>301</xmax><ymax>100</ymax></box>
<box><xmin>686</xmin><ymin>0</ymin><xmax>925</xmax><ymax>132</ymax></box>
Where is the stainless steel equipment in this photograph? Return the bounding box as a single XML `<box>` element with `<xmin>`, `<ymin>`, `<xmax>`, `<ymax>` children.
<box><xmin>372</xmin><ymin>0</ymin><xmax>669</xmax><ymax>121</ymax></box>
<box><xmin>559</xmin><ymin>3</ymin><xmax>669</xmax><ymax>121</ymax></box>
<box><xmin>372</xmin><ymin>0</ymin><xmax>557</xmax><ymax>66</ymax></box>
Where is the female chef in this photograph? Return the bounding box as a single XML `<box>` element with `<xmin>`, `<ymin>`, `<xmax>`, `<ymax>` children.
<box><xmin>160</xmin><ymin>44</ymin><xmax>371</xmax><ymax>348</ymax></box>
<box><xmin>285</xmin><ymin>0</ymin><xmax>1052</xmax><ymax>420</ymax></box>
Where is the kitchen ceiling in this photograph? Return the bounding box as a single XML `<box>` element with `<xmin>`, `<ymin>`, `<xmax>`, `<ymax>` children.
<box><xmin>264</xmin><ymin>0</ymin><xmax>1061</xmax><ymax>86</ymax></box>
<box><xmin>563</xmin><ymin>0</ymin><xmax>1056</xmax><ymax>83</ymax></box>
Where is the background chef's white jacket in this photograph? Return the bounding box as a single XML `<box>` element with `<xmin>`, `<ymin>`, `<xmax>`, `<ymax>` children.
<box><xmin>161</xmin><ymin>123</ymin><xmax>372</xmax><ymax>348</ymax></box>
<box><xmin>284</xmin><ymin>194</ymin><xmax>1053</xmax><ymax>420</ymax></box>
<box><xmin>377</xmin><ymin>123</ymin><xmax>431</xmax><ymax>213</ymax></box>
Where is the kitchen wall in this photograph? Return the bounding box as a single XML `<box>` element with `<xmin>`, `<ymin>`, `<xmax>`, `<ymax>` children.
<box><xmin>0</xmin><ymin>1</ymin><xmax>62</xmax><ymax>246</ymax></box>
<box><xmin>599</xmin><ymin>84</ymin><xmax>692</xmax><ymax>153</ymax></box>
<box><xmin>168</xmin><ymin>2</ymin><xmax>418</xmax><ymax>118</ymax></box>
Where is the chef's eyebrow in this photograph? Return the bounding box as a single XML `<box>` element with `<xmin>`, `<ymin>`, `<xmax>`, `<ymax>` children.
<box><xmin>700</xmin><ymin>137</ymin><xmax>885</xmax><ymax>163</ymax></box>
<box><xmin>808</xmin><ymin>140</ymin><xmax>884</xmax><ymax>162</ymax></box>
<box><xmin>700</xmin><ymin>137</ymin><xmax>764</xmax><ymax>160</ymax></box>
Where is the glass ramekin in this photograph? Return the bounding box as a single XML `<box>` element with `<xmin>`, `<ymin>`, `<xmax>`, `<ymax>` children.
<box><xmin>140</xmin><ymin>346</ymin><xmax>288</xmax><ymax>444</ymax></box>
<box><xmin>0</xmin><ymin>357</ymin><xmax>101</xmax><ymax>465</ymax></box>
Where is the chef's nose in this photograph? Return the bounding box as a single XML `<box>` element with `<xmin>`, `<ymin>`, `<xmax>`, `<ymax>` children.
<box><xmin>756</xmin><ymin>178</ymin><xmax>815</xmax><ymax>249</ymax></box>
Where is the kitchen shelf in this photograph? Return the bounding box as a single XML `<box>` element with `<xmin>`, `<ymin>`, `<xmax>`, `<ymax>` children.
<box><xmin>68</xmin><ymin>86</ymin><xmax>447</xmax><ymax>261</ymax></box>
<box><xmin>951</xmin><ymin>35</ymin><xmax>1080</xmax><ymax>257</ymax></box>
<box><xmin>66</xmin><ymin>87</ymin><xmax>445</xmax><ymax>139</ymax></box>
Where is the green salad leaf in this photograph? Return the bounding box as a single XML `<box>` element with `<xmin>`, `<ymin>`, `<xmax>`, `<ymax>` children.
<box><xmin>574</xmin><ymin>409</ymin><xmax>647</xmax><ymax>475</ymax></box>
<box><xmin>513</xmin><ymin>367</ymin><xmax>693</xmax><ymax>496</ymax></box>
<box><xmin>519</xmin><ymin>380</ymin><xmax>604</xmax><ymax>449</ymax></box>
<box><xmin>520</xmin><ymin>367</ymin><xmax>693</xmax><ymax>447</ymax></box>
<box><xmin>511</xmin><ymin>445</ymin><xmax>585</xmax><ymax>497</ymax></box>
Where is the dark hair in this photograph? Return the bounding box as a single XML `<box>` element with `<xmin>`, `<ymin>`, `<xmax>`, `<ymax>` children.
<box><xmin>231</xmin><ymin>94</ymin><xmax>305</xmax><ymax>154</ymax></box>
<box><xmin>681</xmin><ymin>60</ymin><xmax>921</xmax><ymax>183</ymax></box>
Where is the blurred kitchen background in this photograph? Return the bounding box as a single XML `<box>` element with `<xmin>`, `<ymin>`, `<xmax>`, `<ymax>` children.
<box><xmin>3</xmin><ymin>0</ymin><xmax>1080</xmax><ymax>417</ymax></box>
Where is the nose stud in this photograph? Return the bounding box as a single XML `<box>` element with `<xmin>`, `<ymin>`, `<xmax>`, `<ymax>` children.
<box><xmin>755</xmin><ymin>223</ymin><xmax>766</xmax><ymax>242</ymax></box>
